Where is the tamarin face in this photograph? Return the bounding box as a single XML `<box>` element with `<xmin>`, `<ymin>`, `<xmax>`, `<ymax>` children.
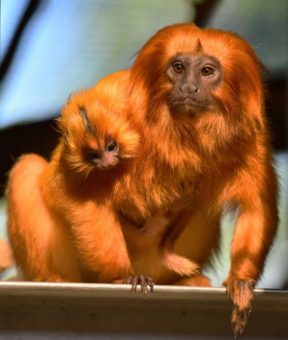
<box><xmin>79</xmin><ymin>107</ymin><xmax>121</xmax><ymax>171</ymax></box>
<box><xmin>167</xmin><ymin>53</ymin><xmax>222</xmax><ymax>115</ymax></box>
<box><xmin>58</xmin><ymin>91</ymin><xmax>140</xmax><ymax>176</ymax></box>
<box><xmin>132</xmin><ymin>23</ymin><xmax>264</xmax><ymax>124</ymax></box>
<box><xmin>83</xmin><ymin>137</ymin><xmax>120</xmax><ymax>170</ymax></box>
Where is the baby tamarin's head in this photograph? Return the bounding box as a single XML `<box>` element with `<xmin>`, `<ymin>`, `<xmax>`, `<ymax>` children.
<box><xmin>57</xmin><ymin>89</ymin><xmax>140</xmax><ymax>177</ymax></box>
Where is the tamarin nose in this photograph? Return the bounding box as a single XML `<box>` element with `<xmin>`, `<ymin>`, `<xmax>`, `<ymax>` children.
<box><xmin>179</xmin><ymin>83</ymin><xmax>200</xmax><ymax>94</ymax></box>
<box><xmin>87</xmin><ymin>150</ymin><xmax>102</xmax><ymax>164</ymax></box>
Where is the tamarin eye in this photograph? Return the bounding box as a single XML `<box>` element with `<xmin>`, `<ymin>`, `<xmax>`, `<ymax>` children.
<box><xmin>106</xmin><ymin>141</ymin><xmax>118</xmax><ymax>152</ymax></box>
<box><xmin>171</xmin><ymin>61</ymin><xmax>184</xmax><ymax>74</ymax></box>
<box><xmin>201</xmin><ymin>66</ymin><xmax>215</xmax><ymax>76</ymax></box>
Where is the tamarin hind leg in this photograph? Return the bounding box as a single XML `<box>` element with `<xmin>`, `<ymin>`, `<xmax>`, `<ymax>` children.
<box><xmin>173</xmin><ymin>274</ymin><xmax>211</xmax><ymax>287</ymax></box>
<box><xmin>6</xmin><ymin>154</ymin><xmax>81</xmax><ymax>282</ymax></box>
<box><xmin>0</xmin><ymin>239</ymin><xmax>13</xmax><ymax>273</ymax></box>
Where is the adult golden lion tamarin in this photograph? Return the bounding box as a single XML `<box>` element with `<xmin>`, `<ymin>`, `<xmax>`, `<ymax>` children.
<box><xmin>7</xmin><ymin>24</ymin><xmax>278</xmax><ymax>335</ymax></box>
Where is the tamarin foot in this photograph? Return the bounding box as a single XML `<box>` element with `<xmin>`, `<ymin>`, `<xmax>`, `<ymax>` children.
<box><xmin>225</xmin><ymin>278</ymin><xmax>255</xmax><ymax>337</ymax></box>
<box><xmin>124</xmin><ymin>275</ymin><xmax>154</xmax><ymax>294</ymax></box>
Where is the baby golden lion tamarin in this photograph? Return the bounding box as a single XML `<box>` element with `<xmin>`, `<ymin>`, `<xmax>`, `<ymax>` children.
<box><xmin>7</xmin><ymin>71</ymin><xmax>141</xmax><ymax>283</ymax></box>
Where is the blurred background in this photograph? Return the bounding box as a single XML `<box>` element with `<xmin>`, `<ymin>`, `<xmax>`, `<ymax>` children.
<box><xmin>0</xmin><ymin>0</ymin><xmax>287</xmax><ymax>288</ymax></box>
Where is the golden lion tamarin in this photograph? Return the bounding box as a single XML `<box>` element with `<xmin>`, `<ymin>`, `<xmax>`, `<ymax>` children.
<box><xmin>7</xmin><ymin>71</ymin><xmax>140</xmax><ymax>283</ymax></box>
<box><xmin>125</xmin><ymin>23</ymin><xmax>278</xmax><ymax>335</ymax></box>
<box><xmin>7</xmin><ymin>24</ymin><xmax>278</xmax><ymax>335</ymax></box>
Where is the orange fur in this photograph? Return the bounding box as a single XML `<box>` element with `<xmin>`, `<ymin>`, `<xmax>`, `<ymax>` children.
<box><xmin>125</xmin><ymin>23</ymin><xmax>278</xmax><ymax>335</ymax></box>
<box><xmin>7</xmin><ymin>71</ymin><xmax>139</xmax><ymax>282</ymax></box>
<box><xmin>7</xmin><ymin>23</ymin><xmax>278</xmax><ymax>335</ymax></box>
<box><xmin>0</xmin><ymin>239</ymin><xmax>13</xmax><ymax>273</ymax></box>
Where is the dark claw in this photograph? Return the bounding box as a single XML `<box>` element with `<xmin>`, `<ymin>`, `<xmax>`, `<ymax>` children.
<box><xmin>231</xmin><ymin>306</ymin><xmax>251</xmax><ymax>338</ymax></box>
<box><xmin>123</xmin><ymin>275</ymin><xmax>154</xmax><ymax>294</ymax></box>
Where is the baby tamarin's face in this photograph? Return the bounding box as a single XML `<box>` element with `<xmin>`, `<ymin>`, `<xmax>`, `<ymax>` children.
<box><xmin>84</xmin><ymin>136</ymin><xmax>120</xmax><ymax>170</ymax></box>
<box><xmin>58</xmin><ymin>90</ymin><xmax>140</xmax><ymax>176</ymax></box>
